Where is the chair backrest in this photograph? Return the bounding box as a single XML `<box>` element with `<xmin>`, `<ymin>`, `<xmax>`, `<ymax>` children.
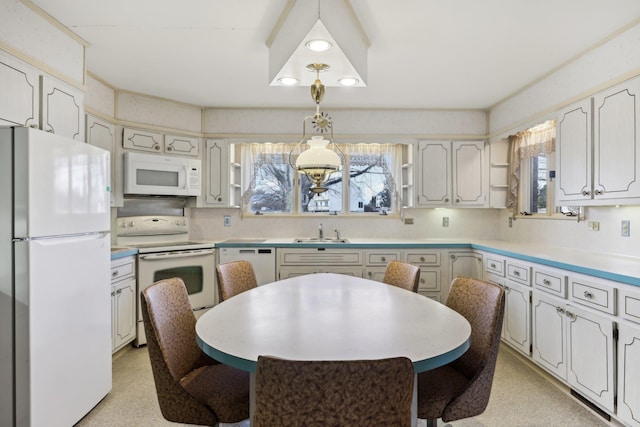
<box><xmin>383</xmin><ymin>260</ymin><xmax>421</xmax><ymax>292</ymax></box>
<box><xmin>141</xmin><ymin>277</ymin><xmax>219</xmax><ymax>425</ymax></box>
<box><xmin>253</xmin><ymin>356</ymin><xmax>415</xmax><ymax>427</ymax></box>
<box><xmin>216</xmin><ymin>260</ymin><xmax>258</xmax><ymax>302</ymax></box>
<box><xmin>442</xmin><ymin>276</ymin><xmax>505</xmax><ymax>420</ymax></box>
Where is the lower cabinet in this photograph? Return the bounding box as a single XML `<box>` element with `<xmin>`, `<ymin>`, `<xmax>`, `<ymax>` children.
<box><xmin>111</xmin><ymin>256</ymin><xmax>137</xmax><ymax>353</ymax></box>
<box><xmin>279</xmin><ymin>266</ymin><xmax>363</xmax><ymax>279</ymax></box>
<box><xmin>532</xmin><ymin>291</ymin><xmax>615</xmax><ymax>413</ymax></box>
<box><xmin>618</xmin><ymin>322</ymin><xmax>640</xmax><ymax>427</ymax></box>
<box><xmin>503</xmin><ymin>281</ymin><xmax>531</xmax><ymax>356</ymax></box>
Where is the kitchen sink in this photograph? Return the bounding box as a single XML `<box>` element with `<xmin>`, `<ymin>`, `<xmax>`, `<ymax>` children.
<box><xmin>293</xmin><ymin>238</ymin><xmax>350</xmax><ymax>244</ymax></box>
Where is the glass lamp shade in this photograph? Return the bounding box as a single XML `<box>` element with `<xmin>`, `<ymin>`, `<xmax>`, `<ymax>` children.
<box><xmin>294</xmin><ymin>136</ymin><xmax>342</xmax><ymax>176</ymax></box>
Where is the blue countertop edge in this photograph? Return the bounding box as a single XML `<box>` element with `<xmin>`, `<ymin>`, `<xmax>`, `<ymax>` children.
<box><xmin>110</xmin><ymin>248</ymin><xmax>138</xmax><ymax>260</ymax></box>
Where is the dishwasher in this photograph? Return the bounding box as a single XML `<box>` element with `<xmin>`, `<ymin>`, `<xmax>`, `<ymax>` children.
<box><xmin>218</xmin><ymin>246</ymin><xmax>277</xmax><ymax>285</ymax></box>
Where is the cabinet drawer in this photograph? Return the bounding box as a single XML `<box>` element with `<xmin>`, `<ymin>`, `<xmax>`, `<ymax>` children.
<box><xmin>405</xmin><ymin>251</ymin><xmax>441</xmax><ymax>266</ymax></box>
<box><xmin>365</xmin><ymin>251</ymin><xmax>400</xmax><ymax>266</ymax></box>
<box><xmin>280</xmin><ymin>249</ymin><xmax>362</xmax><ymax>265</ymax></box>
<box><xmin>111</xmin><ymin>257</ymin><xmax>135</xmax><ymax>282</ymax></box>
<box><xmin>620</xmin><ymin>288</ymin><xmax>640</xmax><ymax>323</ymax></box>
<box><xmin>506</xmin><ymin>262</ymin><xmax>531</xmax><ymax>286</ymax></box>
<box><xmin>418</xmin><ymin>269</ymin><xmax>441</xmax><ymax>292</ymax></box>
<box><xmin>533</xmin><ymin>267</ymin><xmax>566</xmax><ymax>297</ymax></box>
<box><xmin>569</xmin><ymin>276</ymin><xmax>616</xmax><ymax>315</ymax></box>
<box><xmin>485</xmin><ymin>256</ymin><xmax>505</xmax><ymax>276</ymax></box>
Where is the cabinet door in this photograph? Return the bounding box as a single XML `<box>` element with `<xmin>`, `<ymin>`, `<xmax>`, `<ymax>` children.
<box><xmin>532</xmin><ymin>292</ymin><xmax>567</xmax><ymax>380</ymax></box>
<box><xmin>566</xmin><ymin>304</ymin><xmax>615</xmax><ymax>412</ymax></box>
<box><xmin>447</xmin><ymin>251</ymin><xmax>482</xmax><ymax>300</ymax></box>
<box><xmin>40</xmin><ymin>75</ymin><xmax>84</xmax><ymax>141</ymax></box>
<box><xmin>86</xmin><ymin>115</ymin><xmax>116</xmax><ymax>206</ymax></box>
<box><xmin>452</xmin><ymin>140</ymin><xmax>487</xmax><ymax>207</ymax></box>
<box><xmin>417</xmin><ymin>141</ymin><xmax>451</xmax><ymax>206</ymax></box>
<box><xmin>503</xmin><ymin>282</ymin><xmax>531</xmax><ymax>356</ymax></box>
<box><xmin>165</xmin><ymin>134</ymin><xmax>200</xmax><ymax>156</ymax></box>
<box><xmin>556</xmin><ymin>98</ymin><xmax>592</xmax><ymax>202</ymax></box>
<box><xmin>364</xmin><ymin>267</ymin><xmax>386</xmax><ymax>282</ymax></box>
<box><xmin>593</xmin><ymin>77</ymin><xmax>640</xmax><ymax>201</ymax></box>
<box><xmin>113</xmin><ymin>277</ymin><xmax>136</xmax><ymax>351</ymax></box>
<box><xmin>0</xmin><ymin>51</ymin><xmax>39</xmax><ymax>128</ymax></box>
<box><xmin>122</xmin><ymin>127</ymin><xmax>163</xmax><ymax>152</ymax></box>
<box><xmin>204</xmin><ymin>139</ymin><xmax>229</xmax><ymax>206</ymax></box>
<box><xmin>618</xmin><ymin>322</ymin><xmax>640</xmax><ymax>427</ymax></box>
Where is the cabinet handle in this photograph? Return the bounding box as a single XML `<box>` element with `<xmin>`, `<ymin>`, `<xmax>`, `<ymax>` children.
<box><xmin>111</xmin><ymin>291</ymin><xmax>115</xmax><ymax>297</ymax></box>
<box><xmin>583</xmin><ymin>291</ymin><xmax>593</xmax><ymax>299</ymax></box>
<box><xmin>514</xmin><ymin>271</ymin><xmax>520</xmax><ymax>276</ymax></box>
<box><xmin>116</xmin><ymin>289</ymin><xmax>122</xmax><ymax>295</ymax></box>
<box><xmin>46</xmin><ymin>128</ymin><xmax>54</xmax><ymax>133</ymax></box>
<box><xmin>153</xmin><ymin>144</ymin><xmax>161</xmax><ymax>151</ymax></box>
<box><xmin>444</xmin><ymin>198</ymin><xmax>449</xmax><ymax>202</ymax></box>
<box><xmin>565</xmin><ymin>310</ymin><xmax>576</xmax><ymax>320</ymax></box>
<box><xmin>367</xmin><ymin>271</ymin><xmax>372</xmax><ymax>277</ymax></box>
<box><xmin>556</xmin><ymin>306</ymin><xmax>565</xmax><ymax>315</ymax></box>
<box><xmin>420</xmin><ymin>278</ymin><xmax>425</xmax><ymax>284</ymax></box>
<box><xmin>490</xmin><ymin>263</ymin><xmax>496</xmax><ymax>268</ymax></box>
<box><xmin>30</xmin><ymin>124</ymin><xmax>39</xmax><ymax>129</ymax></box>
<box><xmin>543</xmin><ymin>279</ymin><xmax>551</xmax><ymax>286</ymax></box>
<box><xmin>450</xmin><ymin>255</ymin><xmax>456</xmax><ymax>260</ymax></box>
<box><xmin>455</xmin><ymin>198</ymin><xmax>460</xmax><ymax>203</ymax></box>
<box><xmin>594</xmin><ymin>189</ymin><xmax>603</xmax><ymax>196</ymax></box>
<box><xmin>582</xmin><ymin>190</ymin><xmax>590</xmax><ymax>196</ymax></box>
<box><xmin>217</xmin><ymin>197</ymin><xmax>222</xmax><ymax>201</ymax></box>
<box><xmin>420</xmin><ymin>256</ymin><xmax>425</xmax><ymax>262</ymax></box>
<box><xmin>381</xmin><ymin>256</ymin><xmax>386</xmax><ymax>262</ymax></box>
<box><xmin>112</xmin><ymin>270</ymin><xmax>118</xmax><ymax>277</ymax></box>
<box><xmin>166</xmin><ymin>146</ymin><xmax>173</xmax><ymax>151</ymax></box>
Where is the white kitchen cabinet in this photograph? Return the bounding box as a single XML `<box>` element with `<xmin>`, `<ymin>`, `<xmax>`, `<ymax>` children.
<box><xmin>447</xmin><ymin>250</ymin><xmax>482</xmax><ymax>300</ymax></box>
<box><xmin>0</xmin><ymin>50</ymin><xmax>39</xmax><ymax>128</ymax></box>
<box><xmin>202</xmin><ymin>139</ymin><xmax>230</xmax><ymax>207</ymax></box>
<box><xmin>363</xmin><ymin>250</ymin><xmax>401</xmax><ymax>282</ymax></box>
<box><xmin>122</xmin><ymin>127</ymin><xmax>163</xmax><ymax>152</ymax></box>
<box><xmin>618</xmin><ymin>322</ymin><xmax>640</xmax><ymax>427</ymax></box>
<box><xmin>488</xmin><ymin>138</ymin><xmax>510</xmax><ymax>208</ymax></box>
<box><xmin>86</xmin><ymin>114</ymin><xmax>117</xmax><ymax>206</ymax></box>
<box><xmin>532</xmin><ymin>291</ymin><xmax>615</xmax><ymax>412</ymax></box>
<box><xmin>403</xmin><ymin>250</ymin><xmax>443</xmax><ymax>301</ymax></box>
<box><xmin>40</xmin><ymin>75</ymin><xmax>84</xmax><ymax>141</ymax></box>
<box><xmin>111</xmin><ymin>256</ymin><xmax>137</xmax><ymax>353</ymax></box>
<box><xmin>503</xmin><ymin>282</ymin><xmax>531</xmax><ymax>356</ymax></box>
<box><xmin>532</xmin><ymin>291</ymin><xmax>568</xmax><ymax>380</ymax></box>
<box><xmin>417</xmin><ymin>140</ymin><xmax>488</xmax><ymax>207</ymax></box>
<box><xmin>557</xmin><ymin>76</ymin><xmax>640</xmax><ymax>205</ymax></box>
<box><xmin>165</xmin><ymin>134</ymin><xmax>200</xmax><ymax>156</ymax></box>
<box><xmin>0</xmin><ymin>51</ymin><xmax>83</xmax><ymax>140</ymax></box>
<box><xmin>279</xmin><ymin>266</ymin><xmax>363</xmax><ymax>279</ymax></box>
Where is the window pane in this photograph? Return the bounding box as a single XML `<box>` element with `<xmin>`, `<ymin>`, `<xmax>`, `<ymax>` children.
<box><xmin>248</xmin><ymin>157</ymin><xmax>294</xmax><ymax>214</ymax></box>
<box><xmin>300</xmin><ymin>173</ymin><xmax>343</xmax><ymax>213</ymax></box>
<box><xmin>349</xmin><ymin>153</ymin><xmax>394</xmax><ymax>213</ymax></box>
<box><xmin>530</xmin><ymin>155</ymin><xmax>547</xmax><ymax>214</ymax></box>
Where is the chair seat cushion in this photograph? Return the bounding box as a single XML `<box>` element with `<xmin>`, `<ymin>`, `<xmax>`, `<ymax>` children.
<box><xmin>417</xmin><ymin>365</ymin><xmax>470</xmax><ymax>420</ymax></box>
<box><xmin>180</xmin><ymin>363</ymin><xmax>250</xmax><ymax>423</ymax></box>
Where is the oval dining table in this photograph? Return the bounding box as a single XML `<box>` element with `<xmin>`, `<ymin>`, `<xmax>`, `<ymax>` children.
<box><xmin>196</xmin><ymin>272</ymin><xmax>471</xmax><ymax>426</ymax></box>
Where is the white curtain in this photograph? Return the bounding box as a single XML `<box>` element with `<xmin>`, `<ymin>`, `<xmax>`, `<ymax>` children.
<box><xmin>506</xmin><ymin>120</ymin><xmax>556</xmax><ymax>214</ymax></box>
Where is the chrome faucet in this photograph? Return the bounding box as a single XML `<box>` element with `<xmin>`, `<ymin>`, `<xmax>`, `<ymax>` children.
<box><xmin>319</xmin><ymin>223</ymin><xmax>324</xmax><ymax>239</ymax></box>
<box><xmin>334</xmin><ymin>229</ymin><xmax>341</xmax><ymax>240</ymax></box>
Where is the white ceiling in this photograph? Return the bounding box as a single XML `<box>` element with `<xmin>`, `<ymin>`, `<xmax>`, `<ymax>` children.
<box><xmin>32</xmin><ymin>0</ymin><xmax>640</xmax><ymax>110</ymax></box>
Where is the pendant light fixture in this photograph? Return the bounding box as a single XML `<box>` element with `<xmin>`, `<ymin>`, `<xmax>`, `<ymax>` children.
<box><xmin>289</xmin><ymin>63</ymin><xmax>343</xmax><ymax>194</ymax></box>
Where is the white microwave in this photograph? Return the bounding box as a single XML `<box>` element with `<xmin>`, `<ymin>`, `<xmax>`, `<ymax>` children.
<box><xmin>123</xmin><ymin>152</ymin><xmax>201</xmax><ymax>196</ymax></box>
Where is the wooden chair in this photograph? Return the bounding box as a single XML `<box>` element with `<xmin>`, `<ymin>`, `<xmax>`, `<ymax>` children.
<box><xmin>216</xmin><ymin>260</ymin><xmax>258</xmax><ymax>302</ymax></box>
<box><xmin>141</xmin><ymin>277</ymin><xmax>249</xmax><ymax>425</ymax></box>
<box><xmin>417</xmin><ymin>276</ymin><xmax>505</xmax><ymax>427</ymax></box>
<box><xmin>383</xmin><ymin>260</ymin><xmax>421</xmax><ymax>292</ymax></box>
<box><xmin>253</xmin><ymin>356</ymin><xmax>415</xmax><ymax>427</ymax></box>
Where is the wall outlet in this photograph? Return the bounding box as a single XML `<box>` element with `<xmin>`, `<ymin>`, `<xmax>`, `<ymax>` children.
<box><xmin>223</xmin><ymin>215</ymin><xmax>231</xmax><ymax>227</ymax></box>
<box><xmin>442</xmin><ymin>217</ymin><xmax>449</xmax><ymax>227</ymax></box>
<box><xmin>508</xmin><ymin>217</ymin><xmax>513</xmax><ymax>228</ymax></box>
<box><xmin>588</xmin><ymin>221</ymin><xmax>600</xmax><ymax>231</ymax></box>
<box><xmin>621</xmin><ymin>220</ymin><xmax>630</xmax><ymax>237</ymax></box>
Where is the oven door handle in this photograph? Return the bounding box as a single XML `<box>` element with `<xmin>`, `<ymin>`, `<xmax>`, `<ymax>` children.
<box><xmin>139</xmin><ymin>249</ymin><xmax>215</xmax><ymax>260</ymax></box>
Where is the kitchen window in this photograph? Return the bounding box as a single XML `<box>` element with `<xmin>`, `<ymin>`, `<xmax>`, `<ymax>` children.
<box><xmin>242</xmin><ymin>142</ymin><xmax>402</xmax><ymax>215</ymax></box>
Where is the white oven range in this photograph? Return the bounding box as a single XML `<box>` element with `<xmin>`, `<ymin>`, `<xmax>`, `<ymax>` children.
<box><xmin>116</xmin><ymin>216</ymin><xmax>216</xmax><ymax>346</ymax></box>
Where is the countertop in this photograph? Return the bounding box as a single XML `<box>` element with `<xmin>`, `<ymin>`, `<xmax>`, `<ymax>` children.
<box><xmin>111</xmin><ymin>238</ymin><xmax>639</xmax><ymax>286</ymax></box>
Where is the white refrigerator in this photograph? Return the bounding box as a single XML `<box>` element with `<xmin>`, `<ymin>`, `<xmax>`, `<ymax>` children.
<box><xmin>0</xmin><ymin>127</ymin><xmax>112</xmax><ymax>427</ymax></box>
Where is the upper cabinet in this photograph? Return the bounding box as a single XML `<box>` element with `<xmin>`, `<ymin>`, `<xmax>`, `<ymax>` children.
<box><xmin>122</xmin><ymin>127</ymin><xmax>200</xmax><ymax>156</ymax></box>
<box><xmin>556</xmin><ymin>76</ymin><xmax>640</xmax><ymax>205</ymax></box>
<box><xmin>0</xmin><ymin>51</ymin><xmax>84</xmax><ymax>141</ymax></box>
<box><xmin>201</xmin><ymin>139</ymin><xmax>230</xmax><ymax>207</ymax></box>
<box><xmin>417</xmin><ymin>140</ymin><xmax>488</xmax><ymax>207</ymax></box>
<box><xmin>86</xmin><ymin>115</ymin><xmax>118</xmax><ymax>206</ymax></box>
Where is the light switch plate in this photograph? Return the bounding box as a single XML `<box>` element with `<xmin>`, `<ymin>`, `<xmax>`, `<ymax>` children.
<box><xmin>621</xmin><ymin>220</ymin><xmax>630</xmax><ymax>237</ymax></box>
<box><xmin>224</xmin><ymin>215</ymin><xmax>231</xmax><ymax>227</ymax></box>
